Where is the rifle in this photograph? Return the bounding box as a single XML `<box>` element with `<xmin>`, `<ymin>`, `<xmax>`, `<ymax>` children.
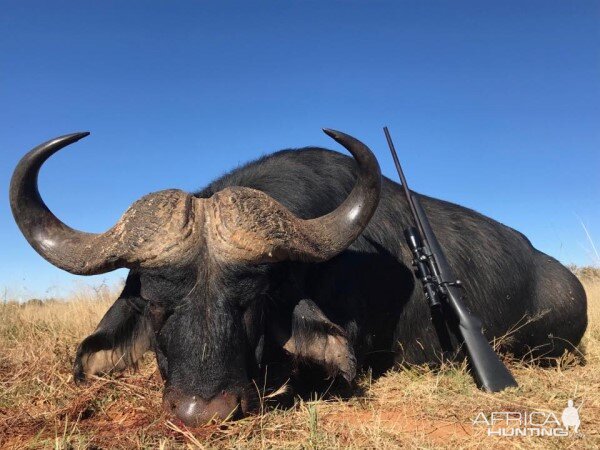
<box><xmin>383</xmin><ymin>126</ymin><xmax>518</xmax><ymax>392</ymax></box>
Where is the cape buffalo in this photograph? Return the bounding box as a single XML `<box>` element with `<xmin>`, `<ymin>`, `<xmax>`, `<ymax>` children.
<box><xmin>10</xmin><ymin>130</ymin><xmax>587</xmax><ymax>426</ymax></box>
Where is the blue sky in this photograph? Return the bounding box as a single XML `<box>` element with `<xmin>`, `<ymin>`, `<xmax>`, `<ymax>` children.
<box><xmin>1</xmin><ymin>1</ymin><xmax>598</xmax><ymax>299</ymax></box>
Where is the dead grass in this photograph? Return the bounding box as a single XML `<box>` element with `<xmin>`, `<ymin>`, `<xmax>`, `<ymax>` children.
<box><xmin>1</xmin><ymin>272</ymin><xmax>599</xmax><ymax>449</ymax></box>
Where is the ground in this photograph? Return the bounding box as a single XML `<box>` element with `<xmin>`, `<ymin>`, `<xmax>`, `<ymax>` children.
<box><xmin>0</xmin><ymin>271</ymin><xmax>598</xmax><ymax>449</ymax></box>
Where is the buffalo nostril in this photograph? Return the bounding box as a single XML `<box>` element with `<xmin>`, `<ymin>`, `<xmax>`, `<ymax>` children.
<box><xmin>163</xmin><ymin>390</ymin><xmax>242</xmax><ymax>427</ymax></box>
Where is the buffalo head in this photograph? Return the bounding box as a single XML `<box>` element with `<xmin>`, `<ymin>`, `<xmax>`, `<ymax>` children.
<box><xmin>10</xmin><ymin>129</ymin><xmax>381</xmax><ymax>425</ymax></box>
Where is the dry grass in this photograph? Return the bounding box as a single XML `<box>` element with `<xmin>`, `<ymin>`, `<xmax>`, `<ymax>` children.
<box><xmin>1</xmin><ymin>272</ymin><xmax>599</xmax><ymax>449</ymax></box>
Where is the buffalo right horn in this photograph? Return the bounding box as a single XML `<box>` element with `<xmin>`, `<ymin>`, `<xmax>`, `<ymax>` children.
<box><xmin>203</xmin><ymin>129</ymin><xmax>382</xmax><ymax>263</ymax></box>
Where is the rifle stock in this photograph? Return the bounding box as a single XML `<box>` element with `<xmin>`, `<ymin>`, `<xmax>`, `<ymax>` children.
<box><xmin>416</xmin><ymin>194</ymin><xmax>517</xmax><ymax>390</ymax></box>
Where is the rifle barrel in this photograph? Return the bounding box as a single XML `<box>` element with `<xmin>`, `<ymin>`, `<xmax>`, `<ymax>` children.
<box><xmin>383</xmin><ymin>127</ymin><xmax>423</xmax><ymax>235</ymax></box>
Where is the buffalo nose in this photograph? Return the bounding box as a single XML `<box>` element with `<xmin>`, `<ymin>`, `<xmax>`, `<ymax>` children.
<box><xmin>163</xmin><ymin>390</ymin><xmax>241</xmax><ymax>426</ymax></box>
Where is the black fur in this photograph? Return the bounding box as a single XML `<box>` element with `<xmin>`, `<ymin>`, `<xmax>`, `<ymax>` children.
<box><xmin>75</xmin><ymin>147</ymin><xmax>588</xmax><ymax>404</ymax></box>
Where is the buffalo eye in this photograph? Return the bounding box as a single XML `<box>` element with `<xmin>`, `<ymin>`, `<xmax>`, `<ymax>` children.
<box><xmin>148</xmin><ymin>302</ymin><xmax>168</xmax><ymax>332</ymax></box>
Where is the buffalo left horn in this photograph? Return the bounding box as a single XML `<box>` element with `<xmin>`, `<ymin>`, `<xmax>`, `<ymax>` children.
<box><xmin>10</xmin><ymin>133</ymin><xmax>202</xmax><ymax>274</ymax></box>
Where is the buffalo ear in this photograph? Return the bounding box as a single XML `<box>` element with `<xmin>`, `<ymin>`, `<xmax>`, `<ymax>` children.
<box><xmin>271</xmin><ymin>299</ymin><xmax>356</xmax><ymax>382</ymax></box>
<box><xmin>73</xmin><ymin>275</ymin><xmax>152</xmax><ymax>383</ymax></box>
